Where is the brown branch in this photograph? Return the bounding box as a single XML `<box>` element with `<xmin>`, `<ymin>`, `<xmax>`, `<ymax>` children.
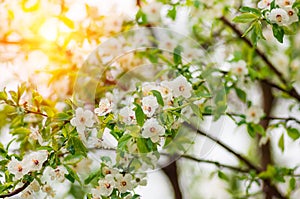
<box><xmin>161</xmin><ymin>160</ymin><xmax>182</xmax><ymax>199</ymax></box>
<box><xmin>182</xmin><ymin>121</ymin><xmax>261</xmax><ymax>172</ymax></box>
<box><xmin>220</xmin><ymin>16</ymin><xmax>300</xmax><ymax>102</ymax></box>
<box><xmin>24</xmin><ymin>109</ymin><xmax>48</xmax><ymax>117</ymax></box>
<box><xmin>0</xmin><ymin>181</ymin><xmax>31</xmax><ymax>198</ymax></box>
<box><xmin>180</xmin><ymin>154</ymin><xmax>250</xmax><ymax>173</ymax></box>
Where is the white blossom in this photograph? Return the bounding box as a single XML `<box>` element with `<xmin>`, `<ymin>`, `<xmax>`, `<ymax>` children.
<box><xmin>142</xmin><ymin>82</ymin><xmax>158</xmax><ymax>96</ymax></box>
<box><xmin>28</xmin><ymin>126</ymin><xmax>44</xmax><ymax>146</ymax></box>
<box><xmin>42</xmin><ymin>184</ymin><xmax>56</xmax><ymax>198</ymax></box>
<box><xmin>96</xmin><ymin>175</ymin><xmax>115</xmax><ymax>196</ymax></box>
<box><xmin>87</xmin><ymin>128</ymin><xmax>103</xmax><ymax>148</ymax></box>
<box><xmin>119</xmin><ymin>107</ymin><xmax>136</xmax><ymax>125</ymax></box>
<box><xmin>70</xmin><ymin>108</ymin><xmax>95</xmax><ymax>134</ymax></box>
<box><xmin>142</xmin><ymin>118</ymin><xmax>165</xmax><ymax>143</ymax></box>
<box><xmin>141</xmin><ymin>95</ymin><xmax>159</xmax><ymax>117</ymax></box>
<box><xmin>258</xmin><ymin>0</ymin><xmax>272</xmax><ymax>9</ymax></box>
<box><xmin>102</xmin><ymin>166</ymin><xmax>118</xmax><ymax>176</ymax></box>
<box><xmin>101</xmin><ymin>15</ymin><xmax>124</xmax><ymax>34</ymax></box>
<box><xmin>276</xmin><ymin>0</ymin><xmax>295</xmax><ymax>7</ymax></box>
<box><xmin>49</xmin><ymin>165</ymin><xmax>67</xmax><ymax>183</ymax></box>
<box><xmin>7</xmin><ymin>157</ymin><xmax>28</xmax><ymax>180</ymax></box>
<box><xmin>231</xmin><ymin>60</ymin><xmax>248</xmax><ymax>77</ymax></box>
<box><xmin>115</xmin><ymin>173</ymin><xmax>133</xmax><ymax>193</ymax></box>
<box><xmin>94</xmin><ymin>98</ymin><xmax>113</xmax><ymax>116</ymax></box>
<box><xmin>268</xmin><ymin>8</ymin><xmax>289</xmax><ymax>26</ymax></box>
<box><xmin>142</xmin><ymin>2</ymin><xmax>163</xmax><ymax>24</ymax></box>
<box><xmin>158</xmin><ymin>83</ymin><xmax>173</xmax><ymax>106</ymax></box>
<box><xmin>23</xmin><ymin>150</ymin><xmax>48</xmax><ymax>172</ymax></box>
<box><xmin>91</xmin><ymin>188</ymin><xmax>103</xmax><ymax>199</ymax></box>
<box><xmin>284</xmin><ymin>7</ymin><xmax>299</xmax><ymax>25</ymax></box>
<box><xmin>166</xmin><ymin>75</ymin><xmax>192</xmax><ymax>99</ymax></box>
<box><xmin>246</xmin><ymin>106</ymin><xmax>265</xmax><ymax>124</ymax></box>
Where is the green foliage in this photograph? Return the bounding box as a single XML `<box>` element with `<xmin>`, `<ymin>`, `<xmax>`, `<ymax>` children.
<box><xmin>287</xmin><ymin>128</ymin><xmax>300</xmax><ymax>140</ymax></box>
<box><xmin>233</xmin><ymin>13</ymin><xmax>259</xmax><ymax>23</ymax></box>
<box><xmin>151</xmin><ymin>90</ymin><xmax>164</xmax><ymax>106</ymax></box>
<box><xmin>272</xmin><ymin>24</ymin><xmax>285</xmax><ymax>43</ymax></box>
<box><xmin>134</xmin><ymin>103</ymin><xmax>146</xmax><ymax>127</ymax></box>
<box><xmin>278</xmin><ymin>133</ymin><xmax>285</xmax><ymax>152</ymax></box>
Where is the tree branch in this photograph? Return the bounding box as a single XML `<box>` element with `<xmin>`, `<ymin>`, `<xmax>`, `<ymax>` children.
<box><xmin>161</xmin><ymin>160</ymin><xmax>182</xmax><ymax>199</ymax></box>
<box><xmin>0</xmin><ymin>181</ymin><xmax>31</xmax><ymax>198</ymax></box>
<box><xmin>219</xmin><ymin>16</ymin><xmax>300</xmax><ymax>102</ymax></box>
<box><xmin>180</xmin><ymin>154</ymin><xmax>250</xmax><ymax>173</ymax></box>
<box><xmin>182</xmin><ymin>121</ymin><xmax>261</xmax><ymax>172</ymax></box>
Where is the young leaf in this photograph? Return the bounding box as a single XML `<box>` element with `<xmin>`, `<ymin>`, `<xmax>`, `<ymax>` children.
<box><xmin>167</xmin><ymin>6</ymin><xmax>177</xmax><ymax>20</ymax></box>
<box><xmin>272</xmin><ymin>24</ymin><xmax>284</xmax><ymax>43</ymax></box>
<box><xmin>134</xmin><ymin>103</ymin><xmax>146</xmax><ymax>127</ymax></box>
<box><xmin>278</xmin><ymin>133</ymin><xmax>284</xmax><ymax>152</ymax></box>
<box><xmin>235</xmin><ymin>87</ymin><xmax>247</xmax><ymax>102</ymax></box>
<box><xmin>118</xmin><ymin>134</ymin><xmax>132</xmax><ymax>150</ymax></box>
<box><xmin>137</xmin><ymin>138</ymin><xmax>149</xmax><ymax>153</ymax></box>
<box><xmin>151</xmin><ymin>90</ymin><xmax>164</xmax><ymax>106</ymax></box>
<box><xmin>289</xmin><ymin>177</ymin><xmax>296</xmax><ymax>190</ymax></box>
<box><xmin>232</xmin><ymin>13</ymin><xmax>258</xmax><ymax>23</ymax></box>
<box><xmin>173</xmin><ymin>45</ymin><xmax>183</xmax><ymax>65</ymax></box>
<box><xmin>247</xmin><ymin>123</ymin><xmax>256</xmax><ymax>138</ymax></box>
<box><xmin>287</xmin><ymin>128</ymin><xmax>300</xmax><ymax>141</ymax></box>
<box><xmin>64</xmin><ymin>165</ymin><xmax>82</xmax><ymax>185</ymax></box>
<box><xmin>218</xmin><ymin>171</ymin><xmax>229</xmax><ymax>181</ymax></box>
<box><xmin>239</xmin><ymin>6</ymin><xmax>261</xmax><ymax>15</ymax></box>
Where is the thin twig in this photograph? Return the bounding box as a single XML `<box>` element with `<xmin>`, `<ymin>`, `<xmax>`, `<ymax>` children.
<box><xmin>182</xmin><ymin>121</ymin><xmax>262</xmax><ymax>172</ymax></box>
<box><xmin>180</xmin><ymin>154</ymin><xmax>250</xmax><ymax>173</ymax></box>
<box><xmin>0</xmin><ymin>181</ymin><xmax>31</xmax><ymax>198</ymax></box>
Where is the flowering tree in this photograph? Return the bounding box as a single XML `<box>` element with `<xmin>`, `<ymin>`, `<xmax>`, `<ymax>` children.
<box><xmin>0</xmin><ymin>0</ymin><xmax>300</xmax><ymax>198</ymax></box>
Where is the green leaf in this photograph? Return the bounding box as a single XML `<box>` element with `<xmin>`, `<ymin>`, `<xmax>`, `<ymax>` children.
<box><xmin>55</xmin><ymin>112</ymin><xmax>72</xmax><ymax>121</ymax></box>
<box><xmin>151</xmin><ymin>90</ymin><xmax>164</xmax><ymax>106</ymax></box>
<box><xmin>0</xmin><ymin>90</ymin><xmax>8</xmax><ymax>101</ymax></box>
<box><xmin>239</xmin><ymin>6</ymin><xmax>261</xmax><ymax>15</ymax></box>
<box><xmin>67</xmin><ymin>137</ymin><xmax>87</xmax><ymax>157</ymax></box>
<box><xmin>251</xmin><ymin>21</ymin><xmax>265</xmax><ymax>46</ymax></box>
<box><xmin>190</xmin><ymin>103</ymin><xmax>203</xmax><ymax>119</ymax></box>
<box><xmin>9</xmin><ymin>91</ymin><xmax>18</xmax><ymax>104</ymax></box>
<box><xmin>10</xmin><ymin>127</ymin><xmax>30</xmax><ymax>136</ymax></box>
<box><xmin>64</xmin><ymin>154</ymin><xmax>84</xmax><ymax>165</ymax></box>
<box><xmin>258</xmin><ymin>165</ymin><xmax>276</xmax><ymax>179</ymax></box>
<box><xmin>235</xmin><ymin>87</ymin><xmax>247</xmax><ymax>102</ymax></box>
<box><xmin>118</xmin><ymin>134</ymin><xmax>132</xmax><ymax>150</ymax></box>
<box><xmin>232</xmin><ymin>13</ymin><xmax>258</xmax><ymax>23</ymax></box>
<box><xmin>134</xmin><ymin>103</ymin><xmax>146</xmax><ymax>127</ymax></box>
<box><xmin>167</xmin><ymin>6</ymin><xmax>177</xmax><ymax>20</ymax></box>
<box><xmin>278</xmin><ymin>133</ymin><xmax>284</xmax><ymax>152</ymax></box>
<box><xmin>137</xmin><ymin>138</ymin><xmax>149</xmax><ymax>153</ymax></box>
<box><xmin>247</xmin><ymin>123</ymin><xmax>256</xmax><ymax>138</ymax></box>
<box><xmin>287</xmin><ymin>128</ymin><xmax>300</xmax><ymax>140</ymax></box>
<box><xmin>272</xmin><ymin>24</ymin><xmax>284</xmax><ymax>43</ymax></box>
<box><xmin>270</xmin><ymin>0</ymin><xmax>276</xmax><ymax>9</ymax></box>
<box><xmin>136</xmin><ymin>9</ymin><xmax>147</xmax><ymax>25</ymax></box>
<box><xmin>84</xmin><ymin>169</ymin><xmax>101</xmax><ymax>185</ymax></box>
<box><xmin>289</xmin><ymin>177</ymin><xmax>296</xmax><ymax>190</ymax></box>
<box><xmin>64</xmin><ymin>165</ymin><xmax>82</xmax><ymax>185</ymax></box>
<box><xmin>173</xmin><ymin>45</ymin><xmax>183</xmax><ymax>65</ymax></box>
<box><xmin>253</xmin><ymin>124</ymin><xmax>266</xmax><ymax>136</ymax></box>
<box><xmin>69</xmin><ymin>185</ymin><xmax>85</xmax><ymax>199</ymax></box>
<box><xmin>132</xmin><ymin>194</ymin><xmax>141</xmax><ymax>199</ymax></box>
<box><xmin>218</xmin><ymin>171</ymin><xmax>229</xmax><ymax>181</ymax></box>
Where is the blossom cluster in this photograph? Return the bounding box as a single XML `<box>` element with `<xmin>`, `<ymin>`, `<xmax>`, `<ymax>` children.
<box><xmin>93</xmin><ymin>74</ymin><xmax>193</xmax><ymax>146</ymax></box>
<box><xmin>258</xmin><ymin>0</ymin><xmax>299</xmax><ymax>26</ymax></box>
<box><xmin>7</xmin><ymin>150</ymin><xmax>48</xmax><ymax>180</ymax></box>
<box><xmin>90</xmin><ymin>163</ymin><xmax>146</xmax><ymax>199</ymax></box>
